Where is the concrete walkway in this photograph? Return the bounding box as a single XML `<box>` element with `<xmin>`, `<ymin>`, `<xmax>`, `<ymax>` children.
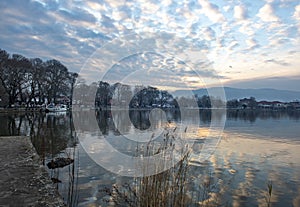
<box><xmin>0</xmin><ymin>136</ymin><xmax>65</xmax><ymax>207</ymax></box>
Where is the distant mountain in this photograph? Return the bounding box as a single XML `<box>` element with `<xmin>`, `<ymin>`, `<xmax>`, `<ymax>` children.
<box><xmin>173</xmin><ymin>87</ymin><xmax>300</xmax><ymax>102</ymax></box>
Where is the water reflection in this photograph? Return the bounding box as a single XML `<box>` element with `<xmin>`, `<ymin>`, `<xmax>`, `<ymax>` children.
<box><xmin>227</xmin><ymin>109</ymin><xmax>300</xmax><ymax>122</ymax></box>
<box><xmin>0</xmin><ymin>110</ymin><xmax>300</xmax><ymax>206</ymax></box>
<box><xmin>3</xmin><ymin>110</ymin><xmax>298</xmax><ymax>138</ymax></box>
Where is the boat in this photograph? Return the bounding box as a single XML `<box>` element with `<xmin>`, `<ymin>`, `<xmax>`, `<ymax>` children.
<box><xmin>45</xmin><ymin>103</ymin><xmax>68</xmax><ymax>112</ymax></box>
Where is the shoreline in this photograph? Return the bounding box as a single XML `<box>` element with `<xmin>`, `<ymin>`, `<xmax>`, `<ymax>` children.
<box><xmin>0</xmin><ymin>136</ymin><xmax>65</xmax><ymax>206</ymax></box>
<box><xmin>1</xmin><ymin>107</ymin><xmax>299</xmax><ymax>113</ymax></box>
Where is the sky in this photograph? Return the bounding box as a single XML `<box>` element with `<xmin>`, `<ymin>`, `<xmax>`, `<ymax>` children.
<box><xmin>0</xmin><ymin>0</ymin><xmax>300</xmax><ymax>91</ymax></box>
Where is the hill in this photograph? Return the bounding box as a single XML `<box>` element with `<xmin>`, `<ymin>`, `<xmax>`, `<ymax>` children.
<box><xmin>173</xmin><ymin>87</ymin><xmax>300</xmax><ymax>102</ymax></box>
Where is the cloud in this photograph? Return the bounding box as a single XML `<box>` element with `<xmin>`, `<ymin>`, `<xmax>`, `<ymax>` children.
<box><xmin>234</xmin><ymin>5</ymin><xmax>248</xmax><ymax>21</ymax></box>
<box><xmin>201</xmin><ymin>27</ymin><xmax>216</xmax><ymax>41</ymax></box>
<box><xmin>294</xmin><ymin>4</ymin><xmax>300</xmax><ymax>20</ymax></box>
<box><xmin>264</xmin><ymin>59</ymin><xmax>290</xmax><ymax>66</ymax></box>
<box><xmin>238</xmin><ymin>22</ymin><xmax>255</xmax><ymax>36</ymax></box>
<box><xmin>293</xmin><ymin>4</ymin><xmax>300</xmax><ymax>32</ymax></box>
<box><xmin>246</xmin><ymin>38</ymin><xmax>259</xmax><ymax>49</ymax></box>
<box><xmin>228</xmin><ymin>40</ymin><xmax>239</xmax><ymax>51</ymax></box>
<box><xmin>57</xmin><ymin>7</ymin><xmax>97</xmax><ymax>24</ymax></box>
<box><xmin>223</xmin><ymin>5</ymin><xmax>230</xmax><ymax>13</ymax></box>
<box><xmin>198</xmin><ymin>0</ymin><xmax>225</xmax><ymax>23</ymax></box>
<box><xmin>257</xmin><ymin>4</ymin><xmax>280</xmax><ymax>22</ymax></box>
<box><xmin>0</xmin><ymin>0</ymin><xmax>113</xmax><ymax>74</ymax></box>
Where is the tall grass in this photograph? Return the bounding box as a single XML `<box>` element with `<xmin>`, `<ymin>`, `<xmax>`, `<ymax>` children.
<box><xmin>103</xmin><ymin>124</ymin><xmax>218</xmax><ymax>207</ymax></box>
<box><xmin>265</xmin><ymin>181</ymin><xmax>273</xmax><ymax>207</ymax></box>
<box><xmin>103</xmin><ymin>125</ymin><xmax>193</xmax><ymax>206</ymax></box>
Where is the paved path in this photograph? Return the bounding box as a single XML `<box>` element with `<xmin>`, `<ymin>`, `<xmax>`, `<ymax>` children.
<box><xmin>0</xmin><ymin>136</ymin><xmax>65</xmax><ymax>207</ymax></box>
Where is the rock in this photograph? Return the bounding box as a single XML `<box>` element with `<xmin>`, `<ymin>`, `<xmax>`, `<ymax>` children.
<box><xmin>47</xmin><ymin>158</ymin><xmax>74</xmax><ymax>169</ymax></box>
<box><xmin>228</xmin><ymin>168</ymin><xmax>237</xmax><ymax>174</ymax></box>
<box><xmin>51</xmin><ymin>178</ymin><xmax>62</xmax><ymax>183</ymax></box>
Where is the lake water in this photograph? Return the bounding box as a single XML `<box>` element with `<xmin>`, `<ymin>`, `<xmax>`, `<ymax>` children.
<box><xmin>0</xmin><ymin>109</ymin><xmax>300</xmax><ymax>207</ymax></box>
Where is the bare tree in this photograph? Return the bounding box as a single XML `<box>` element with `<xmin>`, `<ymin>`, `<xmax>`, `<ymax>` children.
<box><xmin>0</xmin><ymin>51</ymin><xmax>31</xmax><ymax>107</ymax></box>
<box><xmin>44</xmin><ymin>59</ymin><xmax>71</xmax><ymax>103</ymax></box>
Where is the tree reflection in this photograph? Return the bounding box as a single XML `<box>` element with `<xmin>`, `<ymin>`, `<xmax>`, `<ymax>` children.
<box><xmin>1</xmin><ymin>109</ymin><xmax>300</xmax><ymax>206</ymax></box>
<box><xmin>226</xmin><ymin>109</ymin><xmax>300</xmax><ymax>122</ymax></box>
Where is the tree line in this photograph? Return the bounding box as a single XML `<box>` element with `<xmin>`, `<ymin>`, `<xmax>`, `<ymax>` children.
<box><xmin>74</xmin><ymin>81</ymin><xmax>178</xmax><ymax>109</ymax></box>
<box><xmin>74</xmin><ymin>81</ymin><xmax>226</xmax><ymax>109</ymax></box>
<box><xmin>0</xmin><ymin>49</ymin><xmax>77</xmax><ymax>107</ymax></box>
